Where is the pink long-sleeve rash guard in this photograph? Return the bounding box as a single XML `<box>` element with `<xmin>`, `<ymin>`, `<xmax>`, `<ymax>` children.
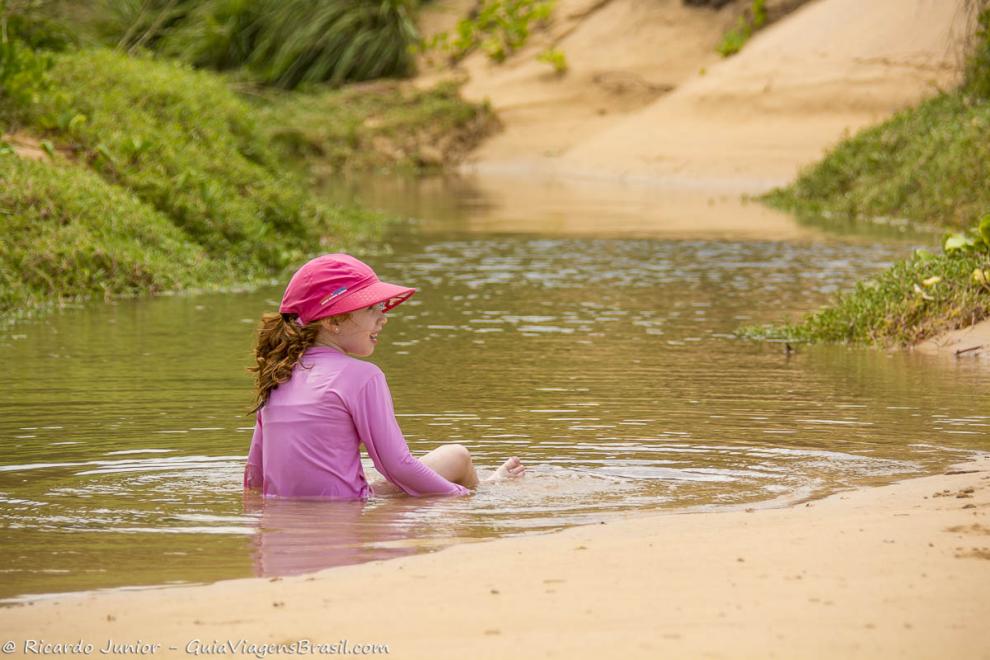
<box><xmin>243</xmin><ymin>346</ymin><xmax>469</xmax><ymax>499</ymax></box>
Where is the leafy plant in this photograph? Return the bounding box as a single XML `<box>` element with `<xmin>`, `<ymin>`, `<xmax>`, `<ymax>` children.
<box><xmin>943</xmin><ymin>214</ymin><xmax>990</xmax><ymax>255</ymax></box>
<box><xmin>425</xmin><ymin>0</ymin><xmax>555</xmax><ymax>63</ymax></box>
<box><xmin>537</xmin><ymin>47</ymin><xmax>567</xmax><ymax>74</ymax></box>
<box><xmin>944</xmin><ymin>214</ymin><xmax>990</xmax><ymax>290</ymax></box>
<box><xmin>717</xmin><ymin>0</ymin><xmax>767</xmax><ymax>57</ymax></box>
<box><xmin>742</xmin><ymin>214</ymin><xmax>990</xmax><ymax>345</ymax></box>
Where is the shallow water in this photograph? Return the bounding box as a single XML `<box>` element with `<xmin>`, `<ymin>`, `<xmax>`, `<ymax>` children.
<box><xmin>2</xmin><ymin>177</ymin><xmax>987</xmax><ymax>601</ymax></box>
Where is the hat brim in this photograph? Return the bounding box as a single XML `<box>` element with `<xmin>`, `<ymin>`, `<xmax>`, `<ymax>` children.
<box><xmin>320</xmin><ymin>280</ymin><xmax>416</xmax><ymax>318</ymax></box>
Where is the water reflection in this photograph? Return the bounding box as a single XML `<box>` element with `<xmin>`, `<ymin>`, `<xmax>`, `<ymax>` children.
<box><xmin>325</xmin><ymin>174</ymin><xmax>936</xmax><ymax>242</ymax></box>
<box><xmin>246</xmin><ymin>497</ymin><xmax>424</xmax><ymax>577</ymax></box>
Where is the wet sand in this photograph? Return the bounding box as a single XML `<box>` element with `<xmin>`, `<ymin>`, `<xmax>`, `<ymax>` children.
<box><xmin>3</xmin><ymin>457</ymin><xmax>988</xmax><ymax>659</ymax></box>
<box><xmin>916</xmin><ymin>318</ymin><xmax>990</xmax><ymax>362</ymax></box>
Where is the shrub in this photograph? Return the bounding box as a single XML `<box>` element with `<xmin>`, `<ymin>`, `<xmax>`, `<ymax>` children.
<box><xmin>425</xmin><ymin>0</ymin><xmax>555</xmax><ymax>63</ymax></box>
<box><xmin>265</xmin><ymin>80</ymin><xmax>498</xmax><ymax>175</ymax></box>
<box><xmin>0</xmin><ymin>6</ymin><xmax>54</xmax><ymax>116</ymax></box>
<box><xmin>95</xmin><ymin>0</ymin><xmax>419</xmax><ymax>89</ymax></box>
<box><xmin>716</xmin><ymin>0</ymin><xmax>766</xmax><ymax>57</ymax></box>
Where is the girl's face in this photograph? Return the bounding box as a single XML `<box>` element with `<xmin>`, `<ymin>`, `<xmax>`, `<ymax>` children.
<box><xmin>321</xmin><ymin>303</ymin><xmax>388</xmax><ymax>357</ymax></box>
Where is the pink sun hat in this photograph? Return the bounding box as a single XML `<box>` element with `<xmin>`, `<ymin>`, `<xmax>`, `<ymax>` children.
<box><xmin>279</xmin><ymin>254</ymin><xmax>416</xmax><ymax>325</ymax></box>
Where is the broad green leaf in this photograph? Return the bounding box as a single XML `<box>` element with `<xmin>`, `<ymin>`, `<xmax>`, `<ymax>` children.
<box><xmin>944</xmin><ymin>233</ymin><xmax>976</xmax><ymax>253</ymax></box>
<box><xmin>979</xmin><ymin>214</ymin><xmax>990</xmax><ymax>248</ymax></box>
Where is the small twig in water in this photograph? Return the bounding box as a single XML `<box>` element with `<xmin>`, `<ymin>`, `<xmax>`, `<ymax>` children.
<box><xmin>954</xmin><ymin>344</ymin><xmax>983</xmax><ymax>356</ymax></box>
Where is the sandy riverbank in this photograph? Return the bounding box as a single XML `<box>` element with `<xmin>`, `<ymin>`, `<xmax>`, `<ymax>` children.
<box><xmin>916</xmin><ymin>318</ymin><xmax>990</xmax><ymax>360</ymax></box>
<box><xmin>3</xmin><ymin>457</ymin><xmax>988</xmax><ymax>659</ymax></box>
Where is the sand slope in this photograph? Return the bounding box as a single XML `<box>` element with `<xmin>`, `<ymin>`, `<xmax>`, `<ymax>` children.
<box><xmin>456</xmin><ymin>0</ymin><xmax>971</xmax><ymax>192</ymax></box>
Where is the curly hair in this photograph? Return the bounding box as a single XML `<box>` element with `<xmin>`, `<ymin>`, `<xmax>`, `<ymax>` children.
<box><xmin>248</xmin><ymin>312</ymin><xmax>348</xmax><ymax>414</ymax></box>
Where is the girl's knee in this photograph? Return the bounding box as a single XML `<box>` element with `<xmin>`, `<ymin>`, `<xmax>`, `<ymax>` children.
<box><xmin>445</xmin><ymin>443</ymin><xmax>472</xmax><ymax>464</ymax></box>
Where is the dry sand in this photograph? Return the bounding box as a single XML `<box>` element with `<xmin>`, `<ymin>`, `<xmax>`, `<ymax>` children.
<box><xmin>2</xmin><ymin>457</ymin><xmax>988</xmax><ymax>659</ymax></box>
<box><xmin>447</xmin><ymin>0</ymin><xmax>972</xmax><ymax>192</ymax></box>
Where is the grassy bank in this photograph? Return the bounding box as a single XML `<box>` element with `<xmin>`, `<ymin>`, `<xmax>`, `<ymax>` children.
<box><xmin>741</xmin><ymin>248</ymin><xmax>990</xmax><ymax>346</ymax></box>
<box><xmin>763</xmin><ymin>92</ymin><xmax>990</xmax><ymax>231</ymax></box>
<box><xmin>0</xmin><ymin>48</ymin><xmax>382</xmax><ymax>324</ymax></box>
<box><xmin>1</xmin><ymin>0</ymin><xmax>495</xmax><ymax>324</ymax></box>
<box><xmin>746</xmin><ymin>6</ymin><xmax>990</xmax><ymax>347</ymax></box>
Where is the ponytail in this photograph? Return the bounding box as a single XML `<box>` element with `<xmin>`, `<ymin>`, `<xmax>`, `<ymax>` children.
<box><xmin>249</xmin><ymin>312</ymin><xmax>321</xmax><ymax>414</ymax></box>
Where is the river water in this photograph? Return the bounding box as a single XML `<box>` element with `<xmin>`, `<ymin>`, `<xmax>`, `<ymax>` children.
<box><xmin>2</xmin><ymin>176</ymin><xmax>987</xmax><ymax>602</ymax></box>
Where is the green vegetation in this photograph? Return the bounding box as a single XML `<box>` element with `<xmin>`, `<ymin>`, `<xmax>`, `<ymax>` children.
<box><xmin>741</xmin><ymin>235</ymin><xmax>990</xmax><ymax>346</ymax></box>
<box><xmin>966</xmin><ymin>2</ymin><xmax>990</xmax><ymax>98</ymax></box>
<box><xmin>716</xmin><ymin>0</ymin><xmax>766</xmax><ymax>57</ymax></box>
<box><xmin>763</xmin><ymin>93</ymin><xmax>990</xmax><ymax>231</ymax></box>
<box><xmin>0</xmin><ymin>154</ymin><xmax>234</xmax><ymax>314</ymax></box>
<box><xmin>0</xmin><ymin>5</ymin><xmax>54</xmax><ymax>109</ymax></box>
<box><xmin>265</xmin><ymin>80</ymin><xmax>498</xmax><ymax>177</ymax></box>
<box><xmin>0</xmin><ymin>47</ymin><xmax>382</xmax><ymax>323</ymax></box>
<box><xmin>425</xmin><ymin>0</ymin><xmax>555</xmax><ymax>63</ymax></box>
<box><xmin>47</xmin><ymin>0</ymin><xmax>419</xmax><ymax>89</ymax></box>
<box><xmin>12</xmin><ymin>49</ymin><xmax>349</xmax><ymax>267</ymax></box>
<box><xmin>537</xmin><ymin>47</ymin><xmax>567</xmax><ymax>75</ymax></box>
<box><xmin>0</xmin><ymin>0</ymin><xmax>496</xmax><ymax>324</ymax></box>
<box><xmin>747</xmin><ymin>5</ymin><xmax>990</xmax><ymax>346</ymax></box>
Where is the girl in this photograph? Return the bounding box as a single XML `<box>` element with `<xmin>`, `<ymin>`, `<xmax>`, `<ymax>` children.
<box><xmin>243</xmin><ymin>253</ymin><xmax>524</xmax><ymax>499</ymax></box>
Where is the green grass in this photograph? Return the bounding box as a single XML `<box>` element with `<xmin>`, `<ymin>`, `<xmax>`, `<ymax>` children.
<box><xmin>13</xmin><ymin>49</ymin><xmax>333</xmax><ymax>267</ymax></box>
<box><xmin>716</xmin><ymin>0</ymin><xmax>767</xmax><ymax>58</ymax></box>
<box><xmin>764</xmin><ymin>92</ymin><xmax>990</xmax><ymax>231</ymax></box>
<box><xmin>264</xmin><ymin>80</ymin><xmax>498</xmax><ymax>176</ymax></box>
<box><xmin>0</xmin><ymin>154</ymin><xmax>235</xmax><ymax>316</ymax></box>
<box><xmin>11</xmin><ymin>49</ymin><xmax>383</xmax><ymax>263</ymax></box>
<box><xmin>0</xmin><ymin>47</ymin><xmax>384</xmax><ymax>323</ymax></box>
<box><xmin>740</xmin><ymin>250</ymin><xmax>990</xmax><ymax>347</ymax></box>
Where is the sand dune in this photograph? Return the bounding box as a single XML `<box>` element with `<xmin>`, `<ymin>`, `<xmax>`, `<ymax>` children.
<box><xmin>453</xmin><ymin>0</ymin><xmax>972</xmax><ymax>192</ymax></box>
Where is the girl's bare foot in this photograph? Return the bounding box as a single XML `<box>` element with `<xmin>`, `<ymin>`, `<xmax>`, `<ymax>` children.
<box><xmin>486</xmin><ymin>456</ymin><xmax>526</xmax><ymax>481</ymax></box>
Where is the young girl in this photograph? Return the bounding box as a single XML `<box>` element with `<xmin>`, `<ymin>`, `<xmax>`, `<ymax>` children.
<box><xmin>243</xmin><ymin>253</ymin><xmax>524</xmax><ymax>499</ymax></box>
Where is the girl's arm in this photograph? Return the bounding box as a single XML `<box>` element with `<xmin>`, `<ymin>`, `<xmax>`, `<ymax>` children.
<box><xmin>243</xmin><ymin>414</ymin><xmax>264</xmax><ymax>491</ymax></box>
<box><xmin>351</xmin><ymin>372</ymin><xmax>469</xmax><ymax>497</ymax></box>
